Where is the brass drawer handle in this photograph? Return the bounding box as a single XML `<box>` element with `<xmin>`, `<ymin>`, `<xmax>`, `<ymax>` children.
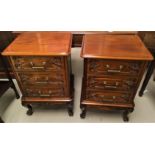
<box><xmin>38</xmin><ymin>90</ymin><xmax>52</xmax><ymax>97</ymax></box>
<box><xmin>106</xmin><ymin>64</ymin><xmax>110</xmax><ymax>68</ymax></box>
<box><xmin>31</xmin><ymin>66</ymin><xmax>45</xmax><ymax>69</ymax></box>
<box><xmin>103</xmin><ymin>81</ymin><xmax>119</xmax><ymax>88</ymax></box>
<box><xmin>30</xmin><ymin>62</ymin><xmax>45</xmax><ymax>69</ymax></box>
<box><xmin>105</xmin><ymin>85</ymin><xmax>117</xmax><ymax>89</ymax></box>
<box><xmin>101</xmin><ymin>96</ymin><xmax>116</xmax><ymax>102</ymax></box>
<box><xmin>36</xmin><ymin>81</ymin><xmax>48</xmax><ymax>84</ymax></box>
<box><xmin>107</xmin><ymin>69</ymin><xmax>121</xmax><ymax>73</ymax></box>
<box><xmin>40</xmin><ymin>94</ymin><xmax>50</xmax><ymax>97</ymax></box>
<box><xmin>106</xmin><ymin>64</ymin><xmax>123</xmax><ymax>73</ymax></box>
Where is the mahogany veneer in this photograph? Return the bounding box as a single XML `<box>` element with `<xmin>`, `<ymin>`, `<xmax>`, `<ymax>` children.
<box><xmin>80</xmin><ymin>34</ymin><xmax>153</xmax><ymax>121</ymax></box>
<box><xmin>2</xmin><ymin>32</ymin><xmax>74</xmax><ymax>116</ymax></box>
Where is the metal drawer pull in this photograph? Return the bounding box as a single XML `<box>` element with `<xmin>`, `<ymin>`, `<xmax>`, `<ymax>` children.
<box><xmin>31</xmin><ymin>66</ymin><xmax>44</xmax><ymax>69</ymax></box>
<box><xmin>40</xmin><ymin>94</ymin><xmax>50</xmax><ymax>97</ymax></box>
<box><xmin>119</xmin><ymin>65</ymin><xmax>123</xmax><ymax>69</ymax></box>
<box><xmin>106</xmin><ymin>64</ymin><xmax>123</xmax><ymax>73</ymax></box>
<box><xmin>30</xmin><ymin>62</ymin><xmax>33</xmax><ymax>66</ymax></box>
<box><xmin>101</xmin><ymin>96</ymin><xmax>116</xmax><ymax>102</ymax></box>
<box><xmin>105</xmin><ymin>85</ymin><xmax>117</xmax><ymax>89</ymax></box>
<box><xmin>38</xmin><ymin>90</ymin><xmax>52</xmax><ymax>97</ymax></box>
<box><xmin>42</xmin><ymin>62</ymin><xmax>46</xmax><ymax>65</ymax></box>
<box><xmin>103</xmin><ymin>81</ymin><xmax>107</xmax><ymax>84</ymax></box>
<box><xmin>107</xmin><ymin>69</ymin><xmax>121</xmax><ymax>73</ymax></box>
<box><xmin>103</xmin><ymin>81</ymin><xmax>119</xmax><ymax>89</ymax></box>
<box><xmin>30</xmin><ymin>62</ymin><xmax>45</xmax><ymax>69</ymax></box>
<box><xmin>106</xmin><ymin>64</ymin><xmax>110</xmax><ymax>68</ymax></box>
<box><xmin>116</xmin><ymin>82</ymin><xmax>119</xmax><ymax>86</ymax></box>
<box><xmin>36</xmin><ymin>81</ymin><xmax>48</xmax><ymax>84</ymax></box>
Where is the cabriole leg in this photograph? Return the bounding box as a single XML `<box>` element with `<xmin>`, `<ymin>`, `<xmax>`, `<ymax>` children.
<box><xmin>67</xmin><ymin>102</ymin><xmax>73</xmax><ymax>116</ymax></box>
<box><xmin>122</xmin><ymin>110</ymin><xmax>129</xmax><ymax>122</ymax></box>
<box><xmin>26</xmin><ymin>105</ymin><xmax>33</xmax><ymax>116</ymax></box>
<box><xmin>80</xmin><ymin>104</ymin><xmax>87</xmax><ymax>119</ymax></box>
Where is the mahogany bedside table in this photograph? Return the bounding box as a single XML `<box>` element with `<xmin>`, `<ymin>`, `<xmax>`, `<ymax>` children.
<box><xmin>2</xmin><ymin>32</ymin><xmax>74</xmax><ymax>116</ymax></box>
<box><xmin>80</xmin><ymin>34</ymin><xmax>153</xmax><ymax>121</ymax></box>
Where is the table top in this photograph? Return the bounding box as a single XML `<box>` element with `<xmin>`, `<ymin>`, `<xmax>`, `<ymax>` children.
<box><xmin>81</xmin><ymin>34</ymin><xmax>153</xmax><ymax>60</ymax></box>
<box><xmin>2</xmin><ymin>32</ymin><xmax>72</xmax><ymax>56</ymax></box>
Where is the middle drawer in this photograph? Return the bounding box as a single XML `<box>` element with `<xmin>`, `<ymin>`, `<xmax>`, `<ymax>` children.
<box><xmin>87</xmin><ymin>76</ymin><xmax>138</xmax><ymax>91</ymax></box>
<box><xmin>16</xmin><ymin>72</ymin><xmax>65</xmax><ymax>88</ymax></box>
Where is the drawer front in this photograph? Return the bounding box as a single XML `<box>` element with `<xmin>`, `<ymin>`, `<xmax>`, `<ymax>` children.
<box><xmin>87</xmin><ymin>59</ymin><xmax>143</xmax><ymax>76</ymax></box>
<box><xmin>17</xmin><ymin>72</ymin><xmax>65</xmax><ymax>88</ymax></box>
<box><xmin>24</xmin><ymin>87</ymin><xmax>65</xmax><ymax>97</ymax></box>
<box><xmin>87</xmin><ymin>76</ymin><xmax>137</xmax><ymax>91</ymax></box>
<box><xmin>11</xmin><ymin>56</ymin><xmax>64</xmax><ymax>71</ymax></box>
<box><xmin>86</xmin><ymin>91</ymin><xmax>131</xmax><ymax>104</ymax></box>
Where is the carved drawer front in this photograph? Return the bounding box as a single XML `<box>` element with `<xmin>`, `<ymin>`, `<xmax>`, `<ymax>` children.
<box><xmin>86</xmin><ymin>91</ymin><xmax>131</xmax><ymax>104</ymax></box>
<box><xmin>87</xmin><ymin>76</ymin><xmax>137</xmax><ymax>91</ymax></box>
<box><xmin>11</xmin><ymin>56</ymin><xmax>64</xmax><ymax>71</ymax></box>
<box><xmin>87</xmin><ymin>59</ymin><xmax>143</xmax><ymax>76</ymax></box>
<box><xmin>17</xmin><ymin>72</ymin><xmax>65</xmax><ymax>88</ymax></box>
<box><xmin>25</xmin><ymin>87</ymin><xmax>65</xmax><ymax>97</ymax></box>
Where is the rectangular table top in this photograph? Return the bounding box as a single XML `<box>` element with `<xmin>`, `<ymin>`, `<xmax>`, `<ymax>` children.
<box><xmin>81</xmin><ymin>34</ymin><xmax>153</xmax><ymax>60</ymax></box>
<box><xmin>2</xmin><ymin>32</ymin><xmax>72</xmax><ymax>56</ymax></box>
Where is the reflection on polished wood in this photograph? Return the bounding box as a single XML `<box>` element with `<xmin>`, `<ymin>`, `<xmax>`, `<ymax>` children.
<box><xmin>81</xmin><ymin>34</ymin><xmax>152</xmax><ymax>60</ymax></box>
<box><xmin>3</xmin><ymin>32</ymin><xmax>72</xmax><ymax>56</ymax></box>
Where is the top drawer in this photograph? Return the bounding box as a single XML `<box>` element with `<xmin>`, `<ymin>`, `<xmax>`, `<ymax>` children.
<box><xmin>11</xmin><ymin>56</ymin><xmax>64</xmax><ymax>72</ymax></box>
<box><xmin>87</xmin><ymin>59</ymin><xmax>144</xmax><ymax>76</ymax></box>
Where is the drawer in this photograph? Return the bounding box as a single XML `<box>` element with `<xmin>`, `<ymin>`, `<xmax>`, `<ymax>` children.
<box><xmin>24</xmin><ymin>87</ymin><xmax>65</xmax><ymax>97</ymax></box>
<box><xmin>86</xmin><ymin>90</ymin><xmax>131</xmax><ymax>104</ymax></box>
<box><xmin>16</xmin><ymin>72</ymin><xmax>65</xmax><ymax>88</ymax></box>
<box><xmin>87</xmin><ymin>59</ymin><xmax>143</xmax><ymax>76</ymax></box>
<box><xmin>87</xmin><ymin>76</ymin><xmax>137</xmax><ymax>91</ymax></box>
<box><xmin>11</xmin><ymin>56</ymin><xmax>64</xmax><ymax>71</ymax></box>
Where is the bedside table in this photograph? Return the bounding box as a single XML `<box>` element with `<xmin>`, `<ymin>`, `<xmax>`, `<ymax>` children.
<box><xmin>80</xmin><ymin>34</ymin><xmax>153</xmax><ymax>121</ymax></box>
<box><xmin>2</xmin><ymin>32</ymin><xmax>74</xmax><ymax>116</ymax></box>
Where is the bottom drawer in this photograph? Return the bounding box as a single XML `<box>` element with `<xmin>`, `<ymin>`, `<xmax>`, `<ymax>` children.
<box><xmin>24</xmin><ymin>87</ymin><xmax>65</xmax><ymax>97</ymax></box>
<box><xmin>86</xmin><ymin>91</ymin><xmax>132</xmax><ymax>104</ymax></box>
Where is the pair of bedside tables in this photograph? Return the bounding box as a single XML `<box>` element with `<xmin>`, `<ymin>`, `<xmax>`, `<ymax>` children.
<box><xmin>2</xmin><ymin>32</ymin><xmax>153</xmax><ymax>122</ymax></box>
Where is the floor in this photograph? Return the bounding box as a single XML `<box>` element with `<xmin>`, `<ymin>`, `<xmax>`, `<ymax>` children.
<box><xmin>1</xmin><ymin>48</ymin><xmax>155</xmax><ymax>123</ymax></box>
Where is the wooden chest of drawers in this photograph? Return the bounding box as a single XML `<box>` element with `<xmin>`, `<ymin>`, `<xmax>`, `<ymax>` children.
<box><xmin>2</xmin><ymin>32</ymin><xmax>74</xmax><ymax>116</ymax></box>
<box><xmin>80</xmin><ymin>34</ymin><xmax>153</xmax><ymax>121</ymax></box>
